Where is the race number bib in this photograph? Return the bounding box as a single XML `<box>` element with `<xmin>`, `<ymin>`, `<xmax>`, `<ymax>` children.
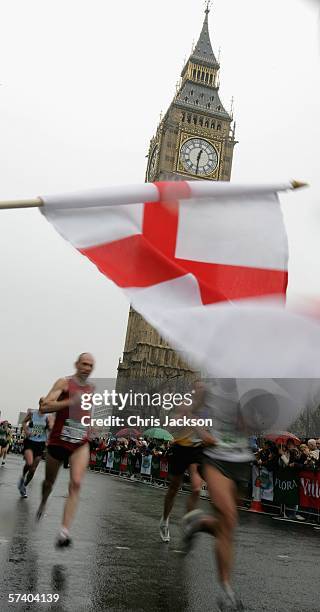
<box><xmin>31</xmin><ymin>424</ymin><xmax>46</xmax><ymax>439</ymax></box>
<box><xmin>218</xmin><ymin>432</ymin><xmax>248</xmax><ymax>452</ymax></box>
<box><xmin>60</xmin><ymin>419</ymin><xmax>87</xmax><ymax>444</ymax></box>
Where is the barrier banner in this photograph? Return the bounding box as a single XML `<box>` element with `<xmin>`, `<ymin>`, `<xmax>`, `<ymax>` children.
<box><xmin>134</xmin><ymin>457</ymin><xmax>141</xmax><ymax>473</ymax></box>
<box><xmin>106</xmin><ymin>451</ymin><xmax>114</xmax><ymax>469</ymax></box>
<box><xmin>113</xmin><ymin>451</ymin><xmax>121</xmax><ymax>472</ymax></box>
<box><xmin>151</xmin><ymin>455</ymin><xmax>160</xmax><ymax>479</ymax></box>
<box><xmin>96</xmin><ymin>450</ymin><xmax>104</xmax><ymax>468</ymax></box>
<box><xmin>299</xmin><ymin>471</ymin><xmax>320</xmax><ymax>510</ymax></box>
<box><xmin>120</xmin><ymin>452</ymin><xmax>128</xmax><ymax>472</ymax></box>
<box><xmin>140</xmin><ymin>454</ymin><xmax>152</xmax><ymax>476</ymax></box>
<box><xmin>90</xmin><ymin>450</ymin><xmax>97</xmax><ymax>466</ymax></box>
<box><xmin>274</xmin><ymin>466</ymin><xmax>299</xmax><ymax>506</ymax></box>
<box><xmin>160</xmin><ymin>458</ymin><xmax>169</xmax><ymax>479</ymax></box>
<box><xmin>252</xmin><ymin>465</ymin><xmax>273</xmax><ymax>501</ymax></box>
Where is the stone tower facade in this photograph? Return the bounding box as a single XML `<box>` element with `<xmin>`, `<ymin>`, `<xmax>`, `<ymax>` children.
<box><xmin>117</xmin><ymin>7</ymin><xmax>237</xmax><ymax>387</ymax></box>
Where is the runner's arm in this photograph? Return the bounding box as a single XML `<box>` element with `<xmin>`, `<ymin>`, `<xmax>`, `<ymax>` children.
<box><xmin>22</xmin><ymin>411</ymin><xmax>32</xmax><ymax>436</ymax></box>
<box><xmin>39</xmin><ymin>378</ymin><xmax>69</xmax><ymax>413</ymax></box>
<box><xmin>46</xmin><ymin>415</ymin><xmax>55</xmax><ymax>431</ymax></box>
<box><xmin>194</xmin><ymin>427</ymin><xmax>218</xmax><ymax>447</ymax></box>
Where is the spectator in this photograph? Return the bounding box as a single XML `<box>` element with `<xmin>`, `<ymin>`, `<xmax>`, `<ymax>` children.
<box><xmin>308</xmin><ymin>439</ymin><xmax>320</xmax><ymax>461</ymax></box>
<box><xmin>278</xmin><ymin>440</ymin><xmax>305</xmax><ymax>521</ymax></box>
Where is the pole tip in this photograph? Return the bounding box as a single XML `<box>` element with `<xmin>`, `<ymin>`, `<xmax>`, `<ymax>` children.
<box><xmin>291</xmin><ymin>180</ymin><xmax>309</xmax><ymax>190</ymax></box>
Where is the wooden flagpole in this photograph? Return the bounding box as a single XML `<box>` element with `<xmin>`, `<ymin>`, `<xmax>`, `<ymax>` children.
<box><xmin>0</xmin><ymin>197</ymin><xmax>43</xmax><ymax>210</ymax></box>
<box><xmin>0</xmin><ymin>181</ymin><xmax>308</xmax><ymax>211</ymax></box>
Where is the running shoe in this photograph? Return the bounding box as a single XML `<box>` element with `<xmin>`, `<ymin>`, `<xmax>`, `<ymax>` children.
<box><xmin>216</xmin><ymin>592</ymin><xmax>244</xmax><ymax>611</ymax></box>
<box><xmin>55</xmin><ymin>534</ymin><xmax>72</xmax><ymax>549</ymax></box>
<box><xmin>181</xmin><ymin>509</ymin><xmax>208</xmax><ymax>553</ymax></box>
<box><xmin>159</xmin><ymin>518</ymin><xmax>170</xmax><ymax>542</ymax></box>
<box><xmin>18</xmin><ymin>478</ymin><xmax>27</xmax><ymax>498</ymax></box>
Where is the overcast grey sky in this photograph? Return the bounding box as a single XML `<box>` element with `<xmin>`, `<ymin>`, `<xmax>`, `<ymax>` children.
<box><xmin>0</xmin><ymin>0</ymin><xmax>319</xmax><ymax>423</ymax></box>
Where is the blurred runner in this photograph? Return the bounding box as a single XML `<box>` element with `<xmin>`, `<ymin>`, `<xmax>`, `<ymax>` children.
<box><xmin>182</xmin><ymin>379</ymin><xmax>252</xmax><ymax>612</ymax></box>
<box><xmin>17</xmin><ymin>409</ymin><xmax>51</xmax><ymax>498</ymax></box>
<box><xmin>0</xmin><ymin>421</ymin><xmax>11</xmax><ymax>465</ymax></box>
<box><xmin>37</xmin><ymin>352</ymin><xmax>94</xmax><ymax>548</ymax></box>
<box><xmin>159</xmin><ymin>381</ymin><xmax>206</xmax><ymax>543</ymax></box>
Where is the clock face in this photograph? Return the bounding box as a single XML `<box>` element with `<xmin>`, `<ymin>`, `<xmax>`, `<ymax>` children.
<box><xmin>147</xmin><ymin>144</ymin><xmax>159</xmax><ymax>181</ymax></box>
<box><xmin>180</xmin><ymin>138</ymin><xmax>218</xmax><ymax>176</ymax></box>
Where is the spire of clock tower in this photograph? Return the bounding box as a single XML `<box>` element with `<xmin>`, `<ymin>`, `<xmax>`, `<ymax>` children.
<box><xmin>190</xmin><ymin>3</ymin><xmax>219</xmax><ymax>67</ymax></box>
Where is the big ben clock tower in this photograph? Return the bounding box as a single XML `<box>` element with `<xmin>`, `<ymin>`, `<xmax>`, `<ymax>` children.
<box><xmin>117</xmin><ymin>5</ymin><xmax>237</xmax><ymax>386</ymax></box>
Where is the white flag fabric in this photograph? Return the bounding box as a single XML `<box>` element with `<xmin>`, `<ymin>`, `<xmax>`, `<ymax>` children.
<box><xmin>41</xmin><ymin>180</ymin><xmax>320</xmax><ymax>387</ymax></box>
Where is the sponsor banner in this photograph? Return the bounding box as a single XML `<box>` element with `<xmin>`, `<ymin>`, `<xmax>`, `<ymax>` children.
<box><xmin>106</xmin><ymin>451</ymin><xmax>114</xmax><ymax>469</ymax></box>
<box><xmin>252</xmin><ymin>465</ymin><xmax>274</xmax><ymax>501</ymax></box>
<box><xmin>120</xmin><ymin>452</ymin><xmax>128</xmax><ymax>472</ymax></box>
<box><xmin>140</xmin><ymin>454</ymin><xmax>152</xmax><ymax>476</ymax></box>
<box><xmin>160</xmin><ymin>458</ymin><xmax>169</xmax><ymax>479</ymax></box>
<box><xmin>90</xmin><ymin>450</ymin><xmax>97</xmax><ymax>466</ymax></box>
<box><xmin>274</xmin><ymin>467</ymin><xmax>299</xmax><ymax>507</ymax></box>
<box><xmin>113</xmin><ymin>451</ymin><xmax>121</xmax><ymax>472</ymax></box>
<box><xmin>96</xmin><ymin>451</ymin><xmax>104</xmax><ymax>468</ymax></box>
<box><xmin>151</xmin><ymin>455</ymin><xmax>160</xmax><ymax>478</ymax></box>
<box><xmin>299</xmin><ymin>471</ymin><xmax>320</xmax><ymax>510</ymax></box>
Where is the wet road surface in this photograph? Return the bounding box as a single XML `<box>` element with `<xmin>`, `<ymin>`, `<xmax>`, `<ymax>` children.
<box><xmin>0</xmin><ymin>455</ymin><xmax>319</xmax><ymax>612</ymax></box>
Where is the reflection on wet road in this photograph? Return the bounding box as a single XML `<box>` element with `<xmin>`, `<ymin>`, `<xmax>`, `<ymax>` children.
<box><xmin>0</xmin><ymin>456</ymin><xmax>319</xmax><ymax>611</ymax></box>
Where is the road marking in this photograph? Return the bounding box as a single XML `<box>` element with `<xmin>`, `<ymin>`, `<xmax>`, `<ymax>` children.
<box><xmin>277</xmin><ymin>555</ymin><xmax>289</xmax><ymax>559</ymax></box>
<box><xmin>0</xmin><ymin>538</ymin><xmax>9</xmax><ymax>544</ymax></box>
<box><xmin>172</xmin><ymin>549</ymin><xmax>185</xmax><ymax>554</ymax></box>
<box><xmin>116</xmin><ymin>546</ymin><xmax>130</xmax><ymax>550</ymax></box>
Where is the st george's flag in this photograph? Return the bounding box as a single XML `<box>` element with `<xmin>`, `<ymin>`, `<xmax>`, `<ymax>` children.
<box><xmin>40</xmin><ymin>180</ymin><xmax>320</xmax><ymax>387</ymax></box>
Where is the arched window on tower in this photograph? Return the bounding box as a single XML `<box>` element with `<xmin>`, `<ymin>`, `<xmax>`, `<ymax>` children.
<box><xmin>207</xmin><ymin>102</ymin><xmax>211</xmax><ymax>109</ymax></box>
<box><xmin>197</xmin><ymin>70</ymin><xmax>200</xmax><ymax>79</ymax></box>
<box><xmin>217</xmin><ymin>105</ymin><xmax>221</xmax><ymax>111</ymax></box>
<box><xmin>205</xmin><ymin>120</ymin><xmax>209</xmax><ymax>128</ymax></box>
<box><xmin>201</xmin><ymin>71</ymin><xmax>204</xmax><ymax>81</ymax></box>
<box><xmin>199</xmin><ymin>117</ymin><xmax>203</xmax><ymax>126</ymax></box>
<box><xmin>187</xmin><ymin>114</ymin><xmax>191</xmax><ymax>123</ymax></box>
<box><xmin>195</xmin><ymin>100</ymin><xmax>199</xmax><ymax>105</ymax></box>
<box><xmin>193</xmin><ymin>69</ymin><xmax>196</xmax><ymax>78</ymax></box>
<box><xmin>205</xmin><ymin>73</ymin><xmax>209</xmax><ymax>83</ymax></box>
<box><xmin>190</xmin><ymin>89</ymin><xmax>194</xmax><ymax>96</ymax></box>
<box><xmin>209</xmin><ymin>74</ymin><xmax>213</xmax><ymax>85</ymax></box>
<box><xmin>193</xmin><ymin>116</ymin><xmax>197</xmax><ymax>125</ymax></box>
<box><xmin>184</xmin><ymin>96</ymin><xmax>188</xmax><ymax>102</ymax></box>
<box><xmin>217</xmin><ymin>124</ymin><xmax>221</xmax><ymax>131</ymax></box>
<box><xmin>211</xmin><ymin>121</ymin><xmax>215</xmax><ymax>129</ymax></box>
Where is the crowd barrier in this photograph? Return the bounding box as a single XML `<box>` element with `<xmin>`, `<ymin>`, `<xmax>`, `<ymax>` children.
<box><xmin>252</xmin><ymin>464</ymin><xmax>320</xmax><ymax>518</ymax></box>
<box><xmin>90</xmin><ymin>450</ymin><xmax>320</xmax><ymax>520</ymax></box>
<box><xmin>90</xmin><ymin>449</ymin><xmax>169</xmax><ymax>482</ymax></box>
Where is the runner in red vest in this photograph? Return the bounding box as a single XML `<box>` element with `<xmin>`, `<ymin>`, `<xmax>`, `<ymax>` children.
<box><xmin>37</xmin><ymin>353</ymin><xmax>94</xmax><ymax>548</ymax></box>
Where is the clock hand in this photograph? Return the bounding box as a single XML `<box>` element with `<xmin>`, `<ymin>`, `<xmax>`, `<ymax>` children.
<box><xmin>195</xmin><ymin>149</ymin><xmax>203</xmax><ymax>175</ymax></box>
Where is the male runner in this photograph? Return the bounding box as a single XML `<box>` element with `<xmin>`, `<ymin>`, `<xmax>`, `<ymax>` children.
<box><xmin>17</xmin><ymin>409</ymin><xmax>51</xmax><ymax>497</ymax></box>
<box><xmin>159</xmin><ymin>381</ymin><xmax>206</xmax><ymax>543</ymax></box>
<box><xmin>38</xmin><ymin>352</ymin><xmax>94</xmax><ymax>548</ymax></box>
<box><xmin>181</xmin><ymin>379</ymin><xmax>252</xmax><ymax>612</ymax></box>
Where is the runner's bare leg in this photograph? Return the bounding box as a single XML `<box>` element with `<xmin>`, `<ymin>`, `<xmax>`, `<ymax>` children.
<box><xmin>163</xmin><ymin>474</ymin><xmax>183</xmax><ymax>520</ymax></box>
<box><xmin>204</xmin><ymin>464</ymin><xmax>238</xmax><ymax>585</ymax></box>
<box><xmin>37</xmin><ymin>453</ymin><xmax>61</xmax><ymax>516</ymax></box>
<box><xmin>25</xmin><ymin>455</ymin><xmax>42</xmax><ymax>485</ymax></box>
<box><xmin>186</xmin><ymin>463</ymin><xmax>202</xmax><ymax>513</ymax></box>
<box><xmin>62</xmin><ymin>443</ymin><xmax>89</xmax><ymax>530</ymax></box>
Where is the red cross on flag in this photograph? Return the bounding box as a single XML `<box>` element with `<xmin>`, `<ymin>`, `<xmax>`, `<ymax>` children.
<box><xmin>41</xmin><ymin>180</ymin><xmax>320</xmax><ymax>378</ymax></box>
